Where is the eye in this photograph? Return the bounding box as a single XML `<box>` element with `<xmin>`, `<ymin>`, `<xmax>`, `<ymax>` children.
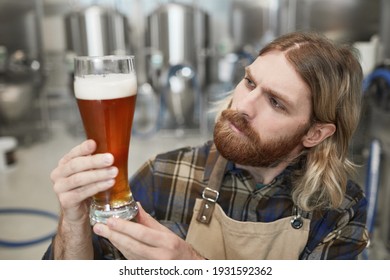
<box><xmin>269</xmin><ymin>96</ymin><xmax>286</xmax><ymax>111</ymax></box>
<box><xmin>244</xmin><ymin>77</ymin><xmax>256</xmax><ymax>89</ymax></box>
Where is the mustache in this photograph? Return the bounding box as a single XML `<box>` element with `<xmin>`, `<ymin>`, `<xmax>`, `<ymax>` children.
<box><xmin>220</xmin><ymin>109</ymin><xmax>256</xmax><ymax>137</ymax></box>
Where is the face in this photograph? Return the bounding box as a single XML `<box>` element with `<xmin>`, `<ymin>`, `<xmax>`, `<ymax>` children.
<box><xmin>214</xmin><ymin>50</ymin><xmax>313</xmax><ymax>167</ymax></box>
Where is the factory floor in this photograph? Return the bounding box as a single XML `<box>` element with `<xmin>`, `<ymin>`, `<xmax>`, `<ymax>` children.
<box><xmin>0</xmin><ymin>117</ymin><xmax>389</xmax><ymax>260</ymax></box>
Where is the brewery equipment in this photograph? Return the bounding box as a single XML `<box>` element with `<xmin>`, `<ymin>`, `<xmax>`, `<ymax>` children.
<box><xmin>293</xmin><ymin>0</ymin><xmax>380</xmax><ymax>43</ymax></box>
<box><xmin>145</xmin><ymin>2</ymin><xmax>210</xmax><ymax>133</ymax></box>
<box><xmin>362</xmin><ymin>64</ymin><xmax>390</xmax><ymax>255</ymax></box>
<box><xmin>0</xmin><ymin>0</ymin><xmax>47</xmax><ymax>145</ymax></box>
<box><xmin>64</xmin><ymin>5</ymin><xmax>132</xmax><ymax>57</ymax></box>
<box><xmin>0</xmin><ymin>136</ymin><xmax>17</xmax><ymax>172</ymax></box>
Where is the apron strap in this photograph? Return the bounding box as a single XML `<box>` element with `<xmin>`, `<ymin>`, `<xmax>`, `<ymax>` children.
<box><xmin>196</xmin><ymin>156</ymin><xmax>227</xmax><ymax>224</ymax></box>
<box><xmin>196</xmin><ymin>155</ymin><xmax>313</xmax><ymax>226</ymax></box>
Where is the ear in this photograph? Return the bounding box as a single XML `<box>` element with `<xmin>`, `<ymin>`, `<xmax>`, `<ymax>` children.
<box><xmin>302</xmin><ymin>123</ymin><xmax>336</xmax><ymax>148</ymax></box>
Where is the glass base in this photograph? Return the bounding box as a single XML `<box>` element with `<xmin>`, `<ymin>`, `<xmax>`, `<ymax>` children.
<box><xmin>89</xmin><ymin>200</ymin><xmax>138</xmax><ymax>225</ymax></box>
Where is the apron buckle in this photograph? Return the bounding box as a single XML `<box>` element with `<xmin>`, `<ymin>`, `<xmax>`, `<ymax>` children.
<box><xmin>196</xmin><ymin>187</ymin><xmax>219</xmax><ymax>224</ymax></box>
<box><xmin>202</xmin><ymin>187</ymin><xmax>219</xmax><ymax>202</ymax></box>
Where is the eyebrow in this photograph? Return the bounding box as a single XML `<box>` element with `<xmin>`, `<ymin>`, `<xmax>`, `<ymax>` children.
<box><xmin>245</xmin><ymin>66</ymin><xmax>295</xmax><ymax>109</ymax></box>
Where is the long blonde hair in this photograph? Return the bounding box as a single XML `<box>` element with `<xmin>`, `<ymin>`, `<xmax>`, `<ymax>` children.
<box><xmin>257</xmin><ymin>32</ymin><xmax>363</xmax><ymax>211</ymax></box>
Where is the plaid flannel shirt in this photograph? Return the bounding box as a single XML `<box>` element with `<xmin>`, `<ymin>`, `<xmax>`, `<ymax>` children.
<box><xmin>42</xmin><ymin>140</ymin><xmax>368</xmax><ymax>260</ymax></box>
<box><xmin>127</xmin><ymin>140</ymin><xmax>368</xmax><ymax>259</ymax></box>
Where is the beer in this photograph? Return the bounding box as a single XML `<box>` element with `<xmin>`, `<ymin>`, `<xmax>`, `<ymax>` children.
<box><xmin>74</xmin><ymin>72</ymin><xmax>137</xmax><ymax>217</ymax></box>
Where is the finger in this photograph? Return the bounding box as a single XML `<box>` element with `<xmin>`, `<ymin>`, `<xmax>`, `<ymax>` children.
<box><xmin>93</xmin><ymin>222</ymin><xmax>159</xmax><ymax>260</ymax></box>
<box><xmin>60</xmin><ymin>153</ymin><xmax>114</xmax><ymax>178</ymax></box>
<box><xmin>106</xmin><ymin>217</ymin><xmax>172</xmax><ymax>249</ymax></box>
<box><xmin>51</xmin><ymin>140</ymin><xmax>99</xmax><ymax>182</ymax></box>
<box><xmin>54</xmin><ymin>166</ymin><xmax>118</xmax><ymax>193</ymax></box>
<box><xmin>59</xmin><ymin>140</ymin><xmax>96</xmax><ymax>165</ymax></box>
<box><xmin>57</xmin><ymin>179</ymin><xmax>115</xmax><ymax>209</ymax></box>
<box><xmin>136</xmin><ymin>203</ymin><xmax>172</xmax><ymax>233</ymax></box>
<box><xmin>51</xmin><ymin>153</ymin><xmax>114</xmax><ymax>181</ymax></box>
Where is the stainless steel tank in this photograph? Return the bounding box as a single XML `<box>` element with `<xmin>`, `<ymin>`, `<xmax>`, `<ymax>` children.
<box><xmin>228</xmin><ymin>0</ymin><xmax>380</xmax><ymax>47</ymax></box>
<box><xmin>65</xmin><ymin>5</ymin><xmax>131</xmax><ymax>56</ymax></box>
<box><xmin>145</xmin><ymin>2</ymin><xmax>210</xmax><ymax>129</ymax></box>
<box><xmin>294</xmin><ymin>0</ymin><xmax>380</xmax><ymax>43</ymax></box>
<box><xmin>0</xmin><ymin>0</ymin><xmax>47</xmax><ymax>144</ymax></box>
<box><xmin>229</xmin><ymin>0</ymin><xmax>278</xmax><ymax>51</ymax></box>
<box><xmin>0</xmin><ymin>49</ymin><xmax>42</xmax><ymax>122</ymax></box>
<box><xmin>146</xmin><ymin>2</ymin><xmax>209</xmax><ymax>69</ymax></box>
<box><xmin>380</xmin><ymin>0</ymin><xmax>390</xmax><ymax>60</ymax></box>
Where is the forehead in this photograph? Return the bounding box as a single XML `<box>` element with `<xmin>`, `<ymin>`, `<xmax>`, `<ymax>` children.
<box><xmin>248</xmin><ymin>50</ymin><xmax>311</xmax><ymax>109</ymax></box>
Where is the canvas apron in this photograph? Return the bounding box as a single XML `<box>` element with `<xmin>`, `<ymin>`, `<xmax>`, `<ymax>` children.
<box><xmin>186</xmin><ymin>157</ymin><xmax>310</xmax><ymax>260</ymax></box>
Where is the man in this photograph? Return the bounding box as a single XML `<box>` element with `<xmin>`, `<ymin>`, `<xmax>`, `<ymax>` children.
<box><xmin>43</xmin><ymin>31</ymin><xmax>368</xmax><ymax>260</ymax></box>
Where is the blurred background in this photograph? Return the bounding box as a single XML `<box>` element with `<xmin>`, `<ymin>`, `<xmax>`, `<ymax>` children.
<box><xmin>0</xmin><ymin>0</ymin><xmax>389</xmax><ymax>260</ymax></box>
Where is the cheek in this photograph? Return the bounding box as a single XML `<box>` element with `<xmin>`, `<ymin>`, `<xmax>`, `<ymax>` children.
<box><xmin>254</xmin><ymin>116</ymin><xmax>310</xmax><ymax>144</ymax></box>
<box><xmin>251</xmin><ymin>120</ymin><xmax>274</xmax><ymax>140</ymax></box>
<box><xmin>252</xmin><ymin>115</ymin><xmax>297</xmax><ymax>140</ymax></box>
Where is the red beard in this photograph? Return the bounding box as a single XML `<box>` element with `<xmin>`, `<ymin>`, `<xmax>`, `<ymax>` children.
<box><xmin>213</xmin><ymin>109</ymin><xmax>309</xmax><ymax>167</ymax></box>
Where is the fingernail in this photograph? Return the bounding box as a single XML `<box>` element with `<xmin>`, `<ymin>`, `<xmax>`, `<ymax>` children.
<box><xmin>108</xmin><ymin>167</ymin><xmax>118</xmax><ymax>176</ymax></box>
<box><xmin>104</xmin><ymin>179</ymin><xmax>115</xmax><ymax>187</ymax></box>
<box><xmin>103</xmin><ymin>154</ymin><xmax>114</xmax><ymax>164</ymax></box>
<box><xmin>85</xmin><ymin>140</ymin><xmax>97</xmax><ymax>153</ymax></box>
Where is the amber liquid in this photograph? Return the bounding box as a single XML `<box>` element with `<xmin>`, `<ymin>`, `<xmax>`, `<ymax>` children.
<box><xmin>77</xmin><ymin>95</ymin><xmax>136</xmax><ymax>209</ymax></box>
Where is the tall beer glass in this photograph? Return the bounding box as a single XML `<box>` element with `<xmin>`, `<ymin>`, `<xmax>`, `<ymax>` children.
<box><xmin>74</xmin><ymin>55</ymin><xmax>138</xmax><ymax>225</ymax></box>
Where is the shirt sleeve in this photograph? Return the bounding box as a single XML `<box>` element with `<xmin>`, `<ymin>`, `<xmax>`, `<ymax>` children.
<box><xmin>301</xmin><ymin>187</ymin><xmax>369</xmax><ymax>260</ymax></box>
<box><xmin>130</xmin><ymin>159</ymin><xmax>157</xmax><ymax>217</ymax></box>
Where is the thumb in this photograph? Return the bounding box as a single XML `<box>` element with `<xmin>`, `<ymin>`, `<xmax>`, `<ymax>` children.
<box><xmin>136</xmin><ymin>202</ymin><xmax>171</xmax><ymax>233</ymax></box>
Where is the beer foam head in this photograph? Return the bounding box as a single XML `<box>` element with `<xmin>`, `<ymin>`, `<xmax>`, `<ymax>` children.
<box><xmin>74</xmin><ymin>73</ymin><xmax>137</xmax><ymax>100</ymax></box>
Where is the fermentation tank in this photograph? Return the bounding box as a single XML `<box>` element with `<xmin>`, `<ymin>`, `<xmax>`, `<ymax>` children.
<box><xmin>64</xmin><ymin>5</ymin><xmax>131</xmax><ymax>56</ymax></box>
<box><xmin>294</xmin><ymin>0</ymin><xmax>380</xmax><ymax>43</ymax></box>
<box><xmin>145</xmin><ymin>2</ymin><xmax>210</xmax><ymax>131</ymax></box>
<box><xmin>0</xmin><ymin>0</ymin><xmax>47</xmax><ymax>145</ymax></box>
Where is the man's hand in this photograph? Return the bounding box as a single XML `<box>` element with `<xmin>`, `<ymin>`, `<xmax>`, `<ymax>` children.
<box><xmin>50</xmin><ymin>139</ymin><xmax>117</xmax><ymax>224</ymax></box>
<box><xmin>93</xmin><ymin>203</ymin><xmax>205</xmax><ymax>260</ymax></box>
<box><xmin>50</xmin><ymin>139</ymin><xmax>118</xmax><ymax>259</ymax></box>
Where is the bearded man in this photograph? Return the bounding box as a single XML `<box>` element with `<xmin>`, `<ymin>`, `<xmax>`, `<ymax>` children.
<box><xmin>44</xmin><ymin>31</ymin><xmax>368</xmax><ymax>260</ymax></box>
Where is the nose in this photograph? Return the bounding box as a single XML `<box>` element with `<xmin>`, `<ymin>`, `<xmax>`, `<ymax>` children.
<box><xmin>233</xmin><ymin>87</ymin><xmax>259</xmax><ymax>120</ymax></box>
